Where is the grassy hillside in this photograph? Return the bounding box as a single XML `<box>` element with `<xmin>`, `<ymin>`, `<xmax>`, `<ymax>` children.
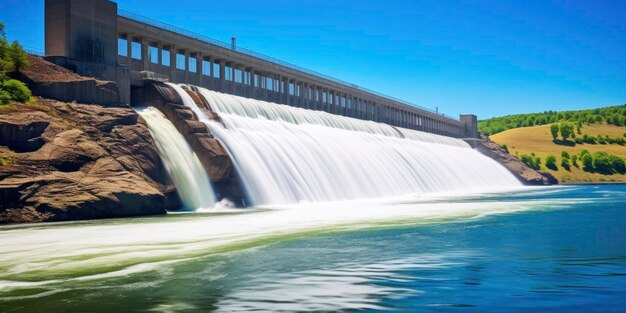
<box><xmin>490</xmin><ymin>123</ymin><xmax>626</xmax><ymax>183</ymax></box>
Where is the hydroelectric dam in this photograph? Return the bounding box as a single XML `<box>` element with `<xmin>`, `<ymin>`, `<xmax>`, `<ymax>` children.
<box><xmin>40</xmin><ymin>0</ymin><xmax>525</xmax><ymax>209</ymax></box>
<box><xmin>44</xmin><ymin>0</ymin><xmax>478</xmax><ymax>139</ymax></box>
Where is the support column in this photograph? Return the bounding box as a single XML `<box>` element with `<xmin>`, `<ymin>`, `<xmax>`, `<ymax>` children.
<box><xmin>126</xmin><ymin>34</ymin><xmax>132</xmax><ymax>65</ymax></box>
<box><xmin>196</xmin><ymin>52</ymin><xmax>203</xmax><ymax>87</ymax></box>
<box><xmin>156</xmin><ymin>42</ymin><xmax>162</xmax><ymax>67</ymax></box>
<box><xmin>183</xmin><ymin>50</ymin><xmax>190</xmax><ymax>83</ymax></box>
<box><xmin>140</xmin><ymin>37</ymin><xmax>148</xmax><ymax>70</ymax></box>
<box><xmin>169</xmin><ymin>45</ymin><xmax>176</xmax><ymax>83</ymax></box>
<box><xmin>218</xmin><ymin>60</ymin><xmax>225</xmax><ymax>92</ymax></box>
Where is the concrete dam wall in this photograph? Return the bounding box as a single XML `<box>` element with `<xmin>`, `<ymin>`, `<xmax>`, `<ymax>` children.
<box><xmin>44</xmin><ymin>0</ymin><xmax>478</xmax><ymax>138</ymax></box>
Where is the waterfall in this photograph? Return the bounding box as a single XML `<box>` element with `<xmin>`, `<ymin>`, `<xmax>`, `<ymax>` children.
<box><xmin>138</xmin><ymin>107</ymin><xmax>216</xmax><ymax>210</ymax></box>
<box><xmin>167</xmin><ymin>84</ymin><xmax>521</xmax><ymax>206</ymax></box>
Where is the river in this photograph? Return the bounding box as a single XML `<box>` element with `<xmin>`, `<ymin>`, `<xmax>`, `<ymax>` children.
<box><xmin>1</xmin><ymin>184</ymin><xmax>625</xmax><ymax>312</ymax></box>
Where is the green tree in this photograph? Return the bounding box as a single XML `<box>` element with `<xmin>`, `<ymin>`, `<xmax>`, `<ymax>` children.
<box><xmin>561</xmin><ymin>157</ymin><xmax>570</xmax><ymax>171</ymax></box>
<box><xmin>581</xmin><ymin>153</ymin><xmax>594</xmax><ymax>172</ymax></box>
<box><xmin>7</xmin><ymin>41</ymin><xmax>28</xmax><ymax>72</ymax></box>
<box><xmin>610</xmin><ymin>156</ymin><xmax>626</xmax><ymax>174</ymax></box>
<box><xmin>571</xmin><ymin>155</ymin><xmax>578</xmax><ymax>168</ymax></box>
<box><xmin>592</xmin><ymin>152</ymin><xmax>612</xmax><ymax>174</ymax></box>
<box><xmin>545</xmin><ymin>154</ymin><xmax>558</xmax><ymax>170</ymax></box>
<box><xmin>561</xmin><ymin>151</ymin><xmax>570</xmax><ymax>159</ymax></box>
<box><xmin>560</xmin><ymin>122</ymin><xmax>574</xmax><ymax>141</ymax></box>
<box><xmin>550</xmin><ymin>124</ymin><xmax>559</xmax><ymax>141</ymax></box>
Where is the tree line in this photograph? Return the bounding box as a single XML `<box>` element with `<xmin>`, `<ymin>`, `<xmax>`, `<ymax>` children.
<box><xmin>519</xmin><ymin>150</ymin><xmax>626</xmax><ymax>175</ymax></box>
<box><xmin>479</xmin><ymin>105</ymin><xmax>626</xmax><ymax>136</ymax></box>
<box><xmin>0</xmin><ymin>22</ymin><xmax>31</xmax><ymax>105</ymax></box>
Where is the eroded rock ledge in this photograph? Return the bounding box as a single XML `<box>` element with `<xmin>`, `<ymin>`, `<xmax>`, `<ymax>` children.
<box><xmin>0</xmin><ymin>99</ymin><xmax>177</xmax><ymax>223</ymax></box>
<box><xmin>465</xmin><ymin>137</ymin><xmax>558</xmax><ymax>185</ymax></box>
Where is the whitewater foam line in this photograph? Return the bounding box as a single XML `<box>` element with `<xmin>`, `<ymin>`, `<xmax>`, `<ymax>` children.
<box><xmin>138</xmin><ymin>107</ymin><xmax>216</xmax><ymax>210</ymax></box>
<box><xmin>0</xmin><ymin>188</ymin><xmax>584</xmax><ymax>287</ymax></box>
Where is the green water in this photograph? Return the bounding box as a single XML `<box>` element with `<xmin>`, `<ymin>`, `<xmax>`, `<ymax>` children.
<box><xmin>1</xmin><ymin>185</ymin><xmax>625</xmax><ymax>312</ymax></box>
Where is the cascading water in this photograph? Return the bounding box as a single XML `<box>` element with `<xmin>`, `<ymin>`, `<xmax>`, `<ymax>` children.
<box><xmin>167</xmin><ymin>83</ymin><xmax>521</xmax><ymax>206</ymax></box>
<box><xmin>139</xmin><ymin>106</ymin><xmax>216</xmax><ymax>210</ymax></box>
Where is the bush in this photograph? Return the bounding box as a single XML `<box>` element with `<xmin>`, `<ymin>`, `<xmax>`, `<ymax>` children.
<box><xmin>545</xmin><ymin>154</ymin><xmax>558</xmax><ymax>170</ymax></box>
<box><xmin>499</xmin><ymin>144</ymin><xmax>509</xmax><ymax>153</ymax></box>
<box><xmin>561</xmin><ymin>151</ymin><xmax>570</xmax><ymax>159</ymax></box>
<box><xmin>561</xmin><ymin>157</ymin><xmax>570</xmax><ymax>171</ymax></box>
<box><xmin>2</xmin><ymin>79</ymin><xmax>31</xmax><ymax>102</ymax></box>
<box><xmin>592</xmin><ymin>152</ymin><xmax>612</xmax><ymax>174</ymax></box>
<box><xmin>0</xmin><ymin>89</ymin><xmax>10</xmax><ymax>104</ymax></box>
<box><xmin>581</xmin><ymin>153</ymin><xmax>594</xmax><ymax>171</ymax></box>
<box><xmin>575</xmin><ymin>137</ymin><xmax>583</xmax><ymax>144</ymax></box>
<box><xmin>610</xmin><ymin>156</ymin><xmax>626</xmax><ymax>174</ymax></box>
<box><xmin>572</xmin><ymin>155</ymin><xmax>578</xmax><ymax>168</ymax></box>
<box><xmin>550</xmin><ymin>124</ymin><xmax>559</xmax><ymax>141</ymax></box>
<box><xmin>520</xmin><ymin>154</ymin><xmax>541</xmax><ymax>170</ymax></box>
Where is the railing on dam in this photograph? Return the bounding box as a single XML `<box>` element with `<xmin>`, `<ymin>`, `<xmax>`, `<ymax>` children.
<box><xmin>117</xmin><ymin>9</ymin><xmax>453</xmax><ymax>119</ymax></box>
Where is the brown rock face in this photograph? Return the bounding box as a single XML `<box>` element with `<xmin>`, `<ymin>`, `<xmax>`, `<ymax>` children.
<box><xmin>190</xmin><ymin>133</ymin><xmax>232</xmax><ymax>181</ymax></box>
<box><xmin>133</xmin><ymin>81</ymin><xmax>245</xmax><ymax>203</ymax></box>
<box><xmin>465</xmin><ymin>137</ymin><xmax>558</xmax><ymax>185</ymax></box>
<box><xmin>0</xmin><ymin>99</ymin><xmax>175</xmax><ymax>224</ymax></box>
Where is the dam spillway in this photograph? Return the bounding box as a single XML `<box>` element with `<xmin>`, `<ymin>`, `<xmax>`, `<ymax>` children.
<box><xmin>162</xmin><ymin>83</ymin><xmax>520</xmax><ymax>208</ymax></box>
<box><xmin>139</xmin><ymin>107</ymin><xmax>216</xmax><ymax>209</ymax></box>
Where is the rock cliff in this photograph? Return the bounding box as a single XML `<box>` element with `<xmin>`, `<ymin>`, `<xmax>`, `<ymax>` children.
<box><xmin>465</xmin><ymin>137</ymin><xmax>558</xmax><ymax>185</ymax></box>
<box><xmin>0</xmin><ymin>99</ymin><xmax>176</xmax><ymax>223</ymax></box>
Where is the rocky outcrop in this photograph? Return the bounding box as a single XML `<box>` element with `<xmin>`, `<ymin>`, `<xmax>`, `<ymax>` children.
<box><xmin>465</xmin><ymin>137</ymin><xmax>558</xmax><ymax>185</ymax></box>
<box><xmin>0</xmin><ymin>99</ymin><xmax>176</xmax><ymax>223</ymax></box>
<box><xmin>133</xmin><ymin>82</ymin><xmax>245</xmax><ymax>204</ymax></box>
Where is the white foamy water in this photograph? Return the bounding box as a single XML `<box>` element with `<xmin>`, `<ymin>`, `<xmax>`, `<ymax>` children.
<box><xmin>0</xmin><ymin>188</ymin><xmax>569</xmax><ymax>286</ymax></box>
<box><xmin>167</xmin><ymin>84</ymin><xmax>521</xmax><ymax>205</ymax></box>
<box><xmin>139</xmin><ymin>107</ymin><xmax>216</xmax><ymax>210</ymax></box>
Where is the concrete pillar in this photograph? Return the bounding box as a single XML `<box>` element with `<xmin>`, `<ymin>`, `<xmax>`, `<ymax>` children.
<box><xmin>169</xmin><ymin>45</ymin><xmax>176</xmax><ymax>82</ymax></box>
<box><xmin>140</xmin><ymin>38</ymin><xmax>148</xmax><ymax>70</ymax></box>
<box><xmin>126</xmin><ymin>34</ymin><xmax>132</xmax><ymax>65</ymax></box>
<box><xmin>218</xmin><ymin>60</ymin><xmax>225</xmax><ymax>92</ymax></box>
<box><xmin>156</xmin><ymin>42</ymin><xmax>162</xmax><ymax>67</ymax></box>
<box><xmin>183</xmin><ymin>50</ymin><xmax>190</xmax><ymax>83</ymax></box>
<box><xmin>196</xmin><ymin>52</ymin><xmax>203</xmax><ymax>86</ymax></box>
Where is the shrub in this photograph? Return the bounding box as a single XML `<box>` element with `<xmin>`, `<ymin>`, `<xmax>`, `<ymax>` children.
<box><xmin>499</xmin><ymin>144</ymin><xmax>509</xmax><ymax>153</ymax></box>
<box><xmin>561</xmin><ymin>151</ymin><xmax>570</xmax><ymax>159</ymax></box>
<box><xmin>534</xmin><ymin>156</ymin><xmax>541</xmax><ymax>170</ymax></box>
<box><xmin>598</xmin><ymin>136</ymin><xmax>607</xmax><ymax>144</ymax></box>
<box><xmin>545</xmin><ymin>154</ymin><xmax>558</xmax><ymax>170</ymax></box>
<box><xmin>610</xmin><ymin>156</ymin><xmax>626</xmax><ymax>174</ymax></box>
<box><xmin>550</xmin><ymin>124</ymin><xmax>559</xmax><ymax>141</ymax></box>
<box><xmin>2</xmin><ymin>79</ymin><xmax>31</xmax><ymax>102</ymax></box>
<box><xmin>0</xmin><ymin>89</ymin><xmax>10</xmax><ymax>104</ymax></box>
<box><xmin>581</xmin><ymin>153</ymin><xmax>594</xmax><ymax>171</ymax></box>
<box><xmin>592</xmin><ymin>152</ymin><xmax>612</xmax><ymax>174</ymax></box>
<box><xmin>561</xmin><ymin>157</ymin><xmax>570</xmax><ymax>171</ymax></box>
<box><xmin>520</xmin><ymin>154</ymin><xmax>533</xmax><ymax>168</ymax></box>
<box><xmin>575</xmin><ymin>137</ymin><xmax>583</xmax><ymax>144</ymax></box>
<box><xmin>572</xmin><ymin>155</ymin><xmax>578</xmax><ymax>168</ymax></box>
<box><xmin>520</xmin><ymin>154</ymin><xmax>541</xmax><ymax>170</ymax></box>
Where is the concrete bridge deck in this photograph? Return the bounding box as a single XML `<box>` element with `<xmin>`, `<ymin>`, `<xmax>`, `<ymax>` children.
<box><xmin>44</xmin><ymin>0</ymin><xmax>478</xmax><ymax>138</ymax></box>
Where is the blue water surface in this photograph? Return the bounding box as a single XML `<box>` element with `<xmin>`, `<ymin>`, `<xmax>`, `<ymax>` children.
<box><xmin>2</xmin><ymin>185</ymin><xmax>625</xmax><ymax>312</ymax></box>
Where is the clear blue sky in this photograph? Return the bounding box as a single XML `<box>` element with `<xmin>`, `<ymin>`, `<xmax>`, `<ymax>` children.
<box><xmin>1</xmin><ymin>0</ymin><xmax>625</xmax><ymax>119</ymax></box>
